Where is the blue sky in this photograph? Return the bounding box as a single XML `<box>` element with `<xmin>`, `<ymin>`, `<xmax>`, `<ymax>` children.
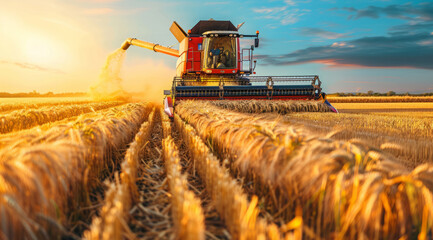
<box><xmin>1</xmin><ymin>0</ymin><xmax>432</xmax><ymax>94</ymax></box>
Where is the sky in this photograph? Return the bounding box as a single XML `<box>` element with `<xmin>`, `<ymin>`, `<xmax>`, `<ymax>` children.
<box><xmin>0</xmin><ymin>0</ymin><xmax>432</xmax><ymax>95</ymax></box>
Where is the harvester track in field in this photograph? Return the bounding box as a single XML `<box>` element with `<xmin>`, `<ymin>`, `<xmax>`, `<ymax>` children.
<box><xmin>128</xmin><ymin>110</ymin><xmax>174</xmax><ymax>239</ymax></box>
<box><xmin>171</xmin><ymin>126</ymin><xmax>231</xmax><ymax>240</ymax></box>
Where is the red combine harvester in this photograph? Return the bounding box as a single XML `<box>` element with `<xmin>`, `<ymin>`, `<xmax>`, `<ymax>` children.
<box><xmin>121</xmin><ymin>20</ymin><xmax>337</xmax><ymax>117</ymax></box>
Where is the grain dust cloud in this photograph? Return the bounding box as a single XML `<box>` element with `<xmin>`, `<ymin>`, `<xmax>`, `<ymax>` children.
<box><xmin>89</xmin><ymin>48</ymin><xmax>131</xmax><ymax>101</ymax></box>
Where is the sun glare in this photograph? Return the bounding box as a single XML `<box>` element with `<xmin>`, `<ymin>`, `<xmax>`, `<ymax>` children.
<box><xmin>22</xmin><ymin>33</ymin><xmax>64</xmax><ymax>66</ymax></box>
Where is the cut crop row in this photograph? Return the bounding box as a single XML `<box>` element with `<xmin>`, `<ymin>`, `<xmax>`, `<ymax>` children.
<box><xmin>162</xmin><ymin>136</ymin><xmax>205</xmax><ymax>240</ymax></box>
<box><xmin>161</xmin><ymin>107</ymin><xmax>205</xmax><ymax>240</ymax></box>
<box><xmin>84</xmin><ymin>107</ymin><xmax>156</xmax><ymax>240</ymax></box>
<box><xmin>176</xmin><ymin>100</ymin><xmax>433</xmax><ymax>239</ymax></box>
<box><xmin>127</xmin><ymin>109</ymin><xmax>173</xmax><ymax>239</ymax></box>
<box><xmin>0</xmin><ymin>101</ymin><xmax>124</xmax><ymax>134</ymax></box>
<box><xmin>174</xmin><ymin>113</ymin><xmax>302</xmax><ymax>240</ymax></box>
<box><xmin>0</xmin><ymin>103</ymin><xmax>149</xmax><ymax>239</ymax></box>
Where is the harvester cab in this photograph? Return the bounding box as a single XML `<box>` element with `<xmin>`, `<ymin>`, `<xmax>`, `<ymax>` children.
<box><xmin>121</xmin><ymin>19</ymin><xmax>337</xmax><ymax>117</ymax></box>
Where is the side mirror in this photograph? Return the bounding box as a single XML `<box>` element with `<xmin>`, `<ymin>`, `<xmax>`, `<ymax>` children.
<box><xmin>254</xmin><ymin>38</ymin><xmax>259</xmax><ymax>48</ymax></box>
<box><xmin>163</xmin><ymin>90</ymin><xmax>171</xmax><ymax>95</ymax></box>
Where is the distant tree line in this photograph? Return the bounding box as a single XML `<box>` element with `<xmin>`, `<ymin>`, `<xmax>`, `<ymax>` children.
<box><xmin>0</xmin><ymin>91</ymin><xmax>88</xmax><ymax>98</ymax></box>
<box><xmin>333</xmin><ymin>91</ymin><xmax>433</xmax><ymax>97</ymax></box>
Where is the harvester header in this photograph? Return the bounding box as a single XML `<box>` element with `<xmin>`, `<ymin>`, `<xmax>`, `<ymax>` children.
<box><xmin>120</xmin><ymin>19</ymin><xmax>337</xmax><ymax>117</ymax></box>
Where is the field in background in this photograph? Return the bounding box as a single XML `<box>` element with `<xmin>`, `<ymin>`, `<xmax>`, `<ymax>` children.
<box><xmin>328</xmin><ymin>96</ymin><xmax>433</xmax><ymax>102</ymax></box>
<box><xmin>0</xmin><ymin>96</ymin><xmax>91</xmax><ymax>104</ymax></box>
<box><xmin>333</xmin><ymin>102</ymin><xmax>433</xmax><ymax>116</ymax></box>
<box><xmin>1</xmin><ymin>96</ymin><xmax>433</xmax><ymax>240</ymax></box>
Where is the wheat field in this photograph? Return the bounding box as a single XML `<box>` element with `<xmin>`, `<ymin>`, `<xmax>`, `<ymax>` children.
<box><xmin>1</xmin><ymin>97</ymin><xmax>432</xmax><ymax>240</ymax></box>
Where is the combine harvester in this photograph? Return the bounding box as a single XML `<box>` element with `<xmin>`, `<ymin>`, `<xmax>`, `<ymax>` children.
<box><xmin>121</xmin><ymin>20</ymin><xmax>338</xmax><ymax>116</ymax></box>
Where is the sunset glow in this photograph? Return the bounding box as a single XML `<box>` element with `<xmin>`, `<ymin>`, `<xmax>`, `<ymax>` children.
<box><xmin>1</xmin><ymin>0</ymin><xmax>432</xmax><ymax>94</ymax></box>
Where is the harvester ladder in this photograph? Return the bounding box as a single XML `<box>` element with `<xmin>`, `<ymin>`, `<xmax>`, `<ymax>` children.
<box><xmin>266</xmin><ymin>77</ymin><xmax>274</xmax><ymax>100</ymax></box>
<box><xmin>187</xmin><ymin>47</ymin><xmax>202</xmax><ymax>73</ymax></box>
<box><xmin>219</xmin><ymin>76</ymin><xmax>224</xmax><ymax>99</ymax></box>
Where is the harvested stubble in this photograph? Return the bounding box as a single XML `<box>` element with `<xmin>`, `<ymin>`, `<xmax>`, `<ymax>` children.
<box><xmin>174</xmin><ymin>113</ymin><xmax>302</xmax><ymax>240</ymax></box>
<box><xmin>176</xmin><ymin>100</ymin><xmax>433</xmax><ymax>239</ymax></box>
<box><xmin>162</xmin><ymin>136</ymin><xmax>205</xmax><ymax>240</ymax></box>
<box><xmin>161</xmin><ymin>108</ymin><xmax>171</xmax><ymax>138</ymax></box>
<box><xmin>0</xmin><ymin>101</ymin><xmax>123</xmax><ymax>134</ymax></box>
<box><xmin>212</xmin><ymin>100</ymin><xmax>331</xmax><ymax>114</ymax></box>
<box><xmin>84</xmin><ymin>108</ymin><xmax>156</xmax><ymax>240</ymax></box>
<box><xmin>162</xmin><ymin>108</ymin><xmax>205</xmax><ymax>240</ymax></box>
<box><xmin>128</xmin><ymin>110</ymin><xmax>174</xmax><ymax>239</ymax></box>
<box><xmin>0</xmin><ymin>103</ymin><xmax>149</xmax><ymax>239</ymax></box>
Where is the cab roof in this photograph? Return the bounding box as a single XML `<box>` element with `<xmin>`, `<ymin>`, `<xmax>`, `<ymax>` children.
<box><xmin>190</xmin><ymin>20</ymin><xmax>238</xmax><ymax>35</ymax></box>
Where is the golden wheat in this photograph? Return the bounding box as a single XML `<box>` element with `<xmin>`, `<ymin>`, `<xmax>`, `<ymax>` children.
<box><xmin>84</xmin><ymin>107</ymin><xmax>156</xmax><ymax>240</ymax></box>
<box><xmin>162</xmin><ymin>136</ymin><xmax>205</xmax><ymax>240</ymax></box>
<box><xmin>0</xmin><ymin>101</ymin><xmax>123</xmax><ymax>134</ymax></box>
<box><xmin>212</xmin><ymin>100</ymin><xmax>331</xmax><ymax>114</ymax></box>
<box><xmin>174</xmin><ymin>113</ymin><xmax>303</xmax><ymax>240</ymax></box>
<box><xmin>0</xmin><ymin>103</ymin><xmax>148</xmax><ymax>239</ymax></box>
<box><xmin>0</xmin><ymin>98</ymin><xmax>93</xmax><ymax>113</ymax></box>
<box><xmin>290</xmin><ymin>112</ymin><xmax>433</xmax><ymax>138</ymax></box>
<box><xmin>161</xmin><ymin>107</ymin><xmax>206</xmax><ymax>239</ymax></box>
<box><xmin>286</xmin><ymin>111</ymin><xmax>433</xmax><ymax>167</ymax></box>
<box><xmin>177</xmin><ymin>100</ymin><xmax>433</xmax><ymax>239</ymax></box>
<box><xmin>214</xmin><ymin>100</ymin><xmax>433</xmax><ymax>166</ymax></box>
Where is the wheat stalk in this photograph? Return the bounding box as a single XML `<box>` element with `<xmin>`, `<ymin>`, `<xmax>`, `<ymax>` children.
<box><xmin>0</xmin><ymin>101</ymin><xmax>123</xmax><ymax>134</ymax></box>
<box><xmin>84</xmin><ymin>107</ymin><xmax>156</xmax><ymax>240</ymax></box>
<box><xmin>174</xmin><ymin>113</ymin><xmax>302</xmax><ymax>240</ymax></box>
<box><xmin>177</xmin><ymin>100</ymin><xmax>433</xmax><ymax>239</ymax></box>
<box><xmin>0</xmin><ymin>103</ymin><xmax>148</xmax><ymax>239</ymax></box>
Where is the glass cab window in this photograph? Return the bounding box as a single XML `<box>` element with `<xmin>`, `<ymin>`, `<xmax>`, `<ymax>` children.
<box><xmin>203</xmin><ymin>36</ymin><xmax>237</xmax><ymax>69</ymax></box>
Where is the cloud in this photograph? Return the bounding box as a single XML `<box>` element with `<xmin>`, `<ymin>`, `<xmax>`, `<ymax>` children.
<box><xmin>0</xmin><ymin>60</ymin><xmax>64</xmax><ymax>74</ymax></box>
<box><xmin>203</xmin><ymin>2</ymin><xmax>229</xmax><ymax>5</ymax></box>
<box><xmin>389</xmin><ymin>22</ymin><xmax>433</xmax><ymax>35</ymax></box>
<box><xmin>256</xmin><ymin>32</ymin><xmax>433</xmax><ymax>69</ymax></box>
<box><xmin>284</xmin><ymin>0</ymin><xmax>296</xmax><ymax>6</ymax></box>
<box><xmin>341</xmin><ymin>7</ymin><xmax>356</xmax><ymax>12</ymax></box>
<box><xmin>299</xmin><ymin>27</ymin><xmax>348</xmax><ymax>39</ymax></box>
<box><xmin>335</xmin><ymin>3</ymin><xmax>433</xmax><ymax>21</ymax></box>
<box><xmin>253</xmin><ymin>6</ymin><xmax>307</xmax><ymax>25</ymax></box>
<box><xmin>253</xmin><ymin>6</ymin><xmax>287</xmax><ymax>14</ymax></box>
<box><xmin>331</xmin><ymin>42</ymin><xmax>346</xmax><ymax>47</ymax></box>
<box><xmin>418</xmin><ymin>40</ymin><xmax>433</xmax><ymax>46</ymax></box>
<box><xmin>252</xmin><ymin>0</ymin><xmax>312</xmax><ymax>25</ymax></box>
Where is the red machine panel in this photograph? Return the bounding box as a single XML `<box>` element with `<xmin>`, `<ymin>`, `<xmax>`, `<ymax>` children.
<box><xmin>186</xmin><ymin>37</ymin><xmax>203</xmax><ymax>73</ymax></box>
